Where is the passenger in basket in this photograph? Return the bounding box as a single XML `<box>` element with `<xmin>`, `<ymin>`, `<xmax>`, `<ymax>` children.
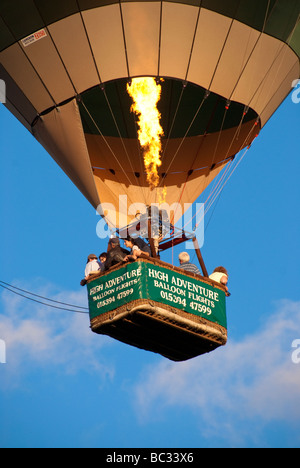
<box><xmin>104</xmin><ymin>238</ymin><xmax>129</xmax><ymax>271</ymax></box>
<box><xmin>178</xmin><ymin>252</ymin><xmax>201</xmax><ymax>275</ymax></box>
<box><xmin>123</xmin><ymin>236</ymin><xmax>151</xmax><ymax>262</ymax></box>
<box><xmin>98</xmin><ymin>252</ymin><xmax>107</xmax><ymax>272</ymax></box>
<box><xmin>80</xmin><ymin>254</ymin><xmax>101</xmax><ymax>286</ymax></box>
<box><xmin>209</xmin><ymin>267</ymin><xmax>229</xmax><ymax>292</ymax></box>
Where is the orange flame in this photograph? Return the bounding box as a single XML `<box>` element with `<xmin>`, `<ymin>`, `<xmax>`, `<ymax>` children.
<box><xmin>127</xmin><ymin>77</ymin><xmax>164</xmax><ymax>191</ymax></box>
<box><xmin>157</xmin><ymin>186</ymin><xmax>167</xmax><ymax>204</ymax></box>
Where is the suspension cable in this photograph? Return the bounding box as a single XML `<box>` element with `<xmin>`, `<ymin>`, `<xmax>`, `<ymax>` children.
<box><xmin>0</xmin><ymin>281</ymin><xmax>89</xmax><ymax>314</ymax></box>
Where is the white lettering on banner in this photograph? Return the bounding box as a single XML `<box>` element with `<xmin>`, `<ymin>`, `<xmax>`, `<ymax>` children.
<box><xmin>89</xmin><ymin>267</ymin><xmax>142</xmax><ymax>310</ymax></box>
<box><xmin>89</xmin><ymin>268</ymin><xmax>142</xmax><ymax>296</ymax></box>
<box><xmin>154</xmin><ymin>280</ymin><xmax>186</xmax><ymax>297</ymax></box>
<box><xmin>89</xmin><ymin>264</ymin><xmax>224</xmax><ymax>321</ymax></box>
<box><xmin>148</xmin><ymin>267</ymin><xmax>220</xmax><ymax>314</ymax></box>
<box><xmin>148</xmin><ymin>268</ymin><xmax>169</xmax><ymax>282</ymax></box>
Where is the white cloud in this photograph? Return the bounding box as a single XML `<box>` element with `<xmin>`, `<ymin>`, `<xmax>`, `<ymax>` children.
<box><xmin>133</xmin><ymin>299</ymin><xmax>300</xmax><ymax>446</ymax></box>
<box><xmin>0</xmin><ymin>279</ymin><xmax>115</xmax><ymax>387</ymax></box>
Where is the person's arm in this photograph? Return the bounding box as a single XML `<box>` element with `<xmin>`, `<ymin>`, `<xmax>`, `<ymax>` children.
<box><xmin>132</xmin><ymin>245</ymin><xmax>141</xmax><ymax>259</ymax></box>
<box><xmin>220</xmin><ymin>275</ymin><xmax>228</xmax><ymax>286</ymax></box>
<box><xmin>220</xmin><ymin>275</ymin><xmax>229</xmax><ymax>292</ymax></box>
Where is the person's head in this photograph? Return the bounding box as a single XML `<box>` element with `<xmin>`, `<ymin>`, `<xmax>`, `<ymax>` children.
<box><xmin>213</xmin><ymin>266</ymin><xmax>228</xmax><ymax>277</ymax></box>
<box><xmin>213</xmin><ymin>266</ymin><xmax>228</xmax><ymax>287</ymax></box>
<box><xmin>179</xmin><ymin>252</ymin><xmax>190</xmax><ymax>265</ymax></box>
<box><xmin>87</xmin><ymin>254</ymin><xmax>98</xmax><ymax>263</ymax></box>
<box><xmin>99</xmin><ymin>252</ymin><xmax>107</xmax><ymax>264</ymax></box>
<box><xmin>124</xmin><ymin>236</ymin><xmax>135</xmax><ymax>249</ymax></box>
<box><xmin>108</xmin><ymin>238</ymin><xmax>120</xmax><ymax>249</ymax></box>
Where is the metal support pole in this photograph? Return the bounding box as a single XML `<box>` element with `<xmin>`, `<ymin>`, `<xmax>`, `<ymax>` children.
<box><xmin>192</xmin><ymin>237</ymin><xmax>208</xmax><ymax>277</ymax></box>
<box><xmin>148</xmin><ymin>219</ymin><xmax>158</xmax><ymax>258</ymax></box>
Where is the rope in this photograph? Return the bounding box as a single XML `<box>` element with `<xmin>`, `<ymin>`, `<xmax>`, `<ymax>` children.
<box><xmin>204</xmin><ymin>147</ymin><xmax>250</xmax><ymax>215</ymax></box>
<box><xmin>102</xmin><ymin>87</ymin><xmax>140</xmax><ymax>180</ymax></box>
<box><xmin>181</xmin><ymin>114</ymin><xmax>260</xmax><ymax>233</ymax></box>
<box><xmin>0</xmin><ymin>281</ymin><xmax>89</xmax><ymax>315</ymax></box>
<box><xmin>169</xmin><ymin>95</ymin><xmax>226</xmax><ymax>226</ymax></box>
<box><xmin>80</xmin><ymin>98</ymin><xmax>137</xmax><ymax>210</ymax></box>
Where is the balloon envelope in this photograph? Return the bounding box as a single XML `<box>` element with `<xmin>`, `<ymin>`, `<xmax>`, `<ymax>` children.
<box><xmin>1</xmin><ymin>0</ymin><xmax>299</xmax><ymax>227</ymax></box>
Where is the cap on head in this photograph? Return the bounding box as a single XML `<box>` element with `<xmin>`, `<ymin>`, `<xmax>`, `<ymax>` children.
<box><xmin>87</xmin><ymin>254</ymin><xmax>98</xmax><ymax>261</ymax></box>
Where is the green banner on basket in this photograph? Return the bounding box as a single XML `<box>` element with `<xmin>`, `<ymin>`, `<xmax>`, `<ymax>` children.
<box><xmin>87</xmin><ymin>261</ymin><xmax>227</xmax><ymax>328</ymax></box>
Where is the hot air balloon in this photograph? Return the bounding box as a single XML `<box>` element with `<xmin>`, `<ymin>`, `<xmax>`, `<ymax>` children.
<box><xmin>1</xmin><ymin>0</ymin><xmax>299</xmax><ymax>360</ymax></box>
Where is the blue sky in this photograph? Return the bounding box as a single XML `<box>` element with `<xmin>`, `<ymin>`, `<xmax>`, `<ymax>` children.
<box><xmin>0</xmin><ymin>88</ymin><xmax>300</xmax><ymax>448</ymax></box>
